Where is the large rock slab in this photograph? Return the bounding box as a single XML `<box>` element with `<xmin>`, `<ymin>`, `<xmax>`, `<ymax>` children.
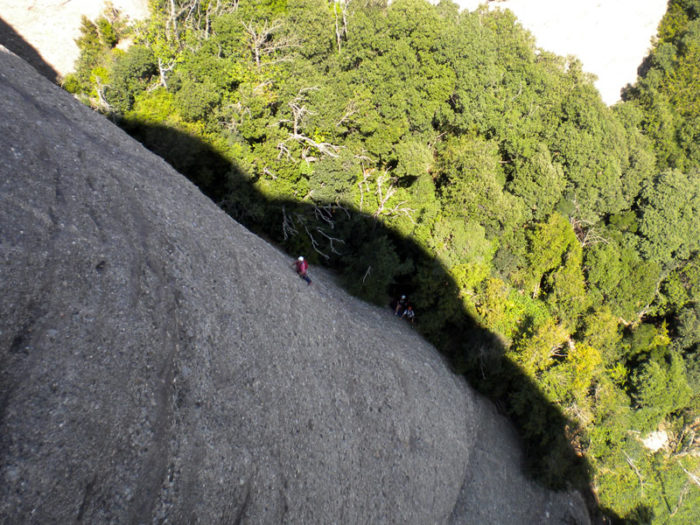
<box><xmin>0</xmin><ymin>0</ymin><xmax>150</xmax><ymax>77</ymax></box>
<box><xmin>0</xmin><ymin>48</ymin><xmax>589</xmax><ymax>523</ymax></box>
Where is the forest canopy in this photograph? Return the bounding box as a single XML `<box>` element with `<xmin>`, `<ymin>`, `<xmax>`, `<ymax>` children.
<box><xmin>65</xmin><ymin>0</ymin><xmax>699</xmax><ymax>522</ymax></box>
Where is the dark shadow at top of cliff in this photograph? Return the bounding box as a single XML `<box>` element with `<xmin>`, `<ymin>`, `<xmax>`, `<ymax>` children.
<box><xmin>0</xmin><ymin>17</ymin><xmax>59</xmax><ymax>83</ymax></box>
<box><xmin>120</xmin><ymin>117</ymin><xmax>620</xmax><ymax>523</ymax></box>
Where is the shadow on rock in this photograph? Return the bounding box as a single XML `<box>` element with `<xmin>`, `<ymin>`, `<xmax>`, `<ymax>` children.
<box><xmin>120</xmin><ymin>117</ymin><xmax>611</xmax><ymax>521</ymax></box>
<box><xmin>0</xmin><ymin>17</ymin><xmax>59</xmax><ymax>83</ymax></box>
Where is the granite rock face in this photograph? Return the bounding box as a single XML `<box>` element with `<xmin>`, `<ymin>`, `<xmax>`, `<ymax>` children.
<box><xmin>0</xmin><ymin>48</ymin><xmax>589</xmax><ymax>524</ymax></box>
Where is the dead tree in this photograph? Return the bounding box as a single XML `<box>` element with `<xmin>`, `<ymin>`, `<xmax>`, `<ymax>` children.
<box><xmin>203</xmin><ymin>0</ymin><xmax>238</xmax><ymax>37</ymax></box>
<box><xmin>623</xmin><ymin>451</ymin><xmax>646</xmax><ymax>499</ymax></box>
<box><xmin>570</xmin><ymin>216</ymin><xmax>608</xmax><ymax>247</ymax></box>
<box><xmin>281</xmin><ymin>205</ymin><xmax>345</xmax><ymax>259</ymax></box>
<box><xmin>335</xmin><ymin>100</ymin><xmax>357</xmax><ymax>128</ymax></box>
<box><xmin>94</xmin><ymin>77</ymin><xmax>112</xmax><ymax>112</ymax></box>
<box><xmin>357</xmin><ymin>165</ymin><xmax>374</xmax><ymax>211</ymax></box>
<box><xmin>333</xmin><ymin>0</ymin><xmax>350</xmax><ymax>52</ymax></box>
<box><xmin>373</xmin><ymin>170</ymin><xmax>397</xmax><ymax>218</ymax></box>
<box><xmin>157</xmin><ymin>57</ymin><xmax>175</xmax><ymax>88</ymax></box>
<box><xmin>277</xmin><ymin>88</ymin><xmax>341</xmax><ymax>161</ymax></box>
<box><xmin>358</xmin><ymin>168</ymin><xmax>415</xmax><ymax>222</ymax></box>
<box><xmin>281</xmin><ymin>206</ymin><xmax>298</xmax><ymax>240</ymax></box>
<box><xmin>163</xmin><ymin>1</ymin><xmax>238</xmax><ymax>43</ymax></box>
<box><xmin>242</xmin><ymin>20</ymin><xmax>281</xmax><ymax>66</ymax></box>
<box><xmin>241</xmin><ymin>20</ymin><xmax>297</xmax><ymax>67</ymax></box>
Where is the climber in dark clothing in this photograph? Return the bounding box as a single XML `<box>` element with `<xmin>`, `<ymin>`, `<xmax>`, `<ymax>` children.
<box><xmin>394</xmin><ymin>295</ymin><xmax>408</xmax><ymax>316</ymax></box>
<box><xmin>402</xmin><ymin>305</ymin><xmax>415</xmax><ymax>325</ymax></box>
<box><xmin>293</xmin><ymin>256</ymin><xmax>312</xmax><ymax>285</ymax></box>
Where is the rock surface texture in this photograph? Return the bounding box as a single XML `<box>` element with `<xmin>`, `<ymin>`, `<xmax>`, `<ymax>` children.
<box><xmin>0</xmin><ymin>48</ymin><xmax>590</xmax><ymax>524</ymax></box>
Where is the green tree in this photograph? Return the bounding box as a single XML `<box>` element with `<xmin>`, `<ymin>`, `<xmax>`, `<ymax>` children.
<box><xmin>545</xmin><ymin>242</ymin><xmax>590</xmax><ymax>322</ymax></box>
<box><xmin>631</xmin><ymin>352</ymin><xmax>692</xmax><ymax>431</ymax></box>
<box><xmin>174</xmin><ymin>77</ymin><xmax>221</xmax><ymax>121</ymax></box>
<box><xmin>578</xmin><ymin>307</ymin><xmax>623</xmax><ymax>365</ymax></box>
<box><xmin>637</xmin><ymin>169</ymin><xmax>700</xmax><ymax>265</ymax></box>
<box><xmin>515</xmin><ymin>213</ymin><xmax>577</xmax><ymax>297</ymax></box>
<box><xmin>623</xmin><ymin>0</ymin><xmax>700</xmax><ymax>171</ymax></box>
<box><xmin>437</xmin><ymin>136</ymin><xmax>526</xmax><ymax>235</ymax></box>
<box><xmin>96</xmin><ymin>16</ymin><xmax>118</xmax><ymax>48</ymax></box>
<box><xmin>658</xmin><ymin>254</ymin><xmax>700</xmax><ymax>313</ymax></box>
<box><xmin>506</xmin><ymin>143</ymin><xmax>566</xmax><ymax>221</ymax></box>
<box><xmin>341</xmin><ymin>234</ymin><xmax>410</xmax><ymax>303</ymax></box>
<box><xmin>105</xmin><ymin>46</ymin><xmax>158</xmax><ymax>113</ymax></box>
<box><xmin>585</xmin><ymin>241</ymin><xmax>662</xmax><ymax>321</ymax></box>
<box><xmin>73</xmin><ymin>16</ymin><xmax>107</xmax><ymax>90</ymax></box>
<box><xmin>508</xmin><ymin>316</ymin><xmax>569</xmax><ymax>377</ymax></box>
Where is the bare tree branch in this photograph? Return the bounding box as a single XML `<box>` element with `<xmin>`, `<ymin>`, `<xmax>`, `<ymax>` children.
<box><xmin>301</xmin><ymin>149</ymin><xmax>317</xmax><ymax>163</ymax></box>
<box><xmin>570</xmin><ymin>216</ymin><xmax>609</xmax><ymax>247</ymax></box>
<box><xmin>373</xmin><ymin>170</ymin><xmax>397</xmax><ymax>218</ymax></box>
<box><xmin>386</xmin><ymin>200</ymin><xmax>417</xmax><ymax>224</ymax></box>
<box><xmin>356</xmin><ymin>166</ymin><xmax>416</xmax><ymax>222</ymax></box>
<box><xmin>623</xmin><ymin>451</ymin><xmax>645</xmax><ymax>499</ymax></box>
<box><xmin>334</xmin><ymin>200</ymin><xmax>352</xmax><ymax>219</ymax></box>
<box><xmin>277</xmin><ymin>142</ymin><xmax>293</xmax><ymax>161</ymax></box>
<box><xmin>281</xmin><ymin>206</ymin><xmax>298</xmax><ymax>240</ymax></box>
<box><xmin>288</xmin><ymin>134</ymin><xmax>340</xmax><ymax>158</ymax></box>
<box><xmin>362</xmin><ymin>265</ymin><xmax>372</xmax><ymax>284</ymax></box>
<box><xmin>678</xmin><ymin>462</ymin><xmax>700</xmax><ymax>488</ymax></box>
<box><xmin>281</xmin><ymin>202</ymin><xmax>348</xmax><ymax>258</ymax></box>
<box><xmin>316</xmin><ymin>228</ymin><xmax>345</xmax><ymax>255</ymax></box>
<box><xmin>276</xmin><ymin>87</ymin><xmax>341</xmax><ymax>161</ymax></box>
<box><xmin>357</xmin><ymin>165</ymin><xmax>374</xmax><ymax>211</ymax></box>
<box><xmin>94</xmin><ymin>77</ymin><xmax>112</xmax><ymax>112</ymax></box>
<box><xmin>157</xmin><ymin>57</ymin><xmax>175</xmax><ymax>88</ymax></box>
<box><xmin>304</xmin><ymin>225</ymin><xmax>330</xmax><ymax>259</ymax></box>
<box><xmin>241</xmin><ymin>20</ymin><xmax>297</xmax><ymax>67</ymax></box>
<box><xmin>333</xmin><ymin>1</ymin><xmax>349</xmax><ymax>52</ymax></box>
<box><xmin>314</xmin><ymin>205</ymin><xmax>335</xmax><ymax>227</ymax></box>
<box><xmin>670</xmin><ymin>483</ymin><xmax>690</xmax><ymax>518</ymax></box>
<box><xmin>335</xmin><ymin>100</ymin><xmax>357</xmax><ymax>128</ymax></box>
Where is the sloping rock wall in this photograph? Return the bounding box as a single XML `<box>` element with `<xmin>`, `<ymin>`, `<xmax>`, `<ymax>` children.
<box><xmin>0</xmin><ymin>48</ymin><xmax>589</xmax><ymax>523</ymax></box>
